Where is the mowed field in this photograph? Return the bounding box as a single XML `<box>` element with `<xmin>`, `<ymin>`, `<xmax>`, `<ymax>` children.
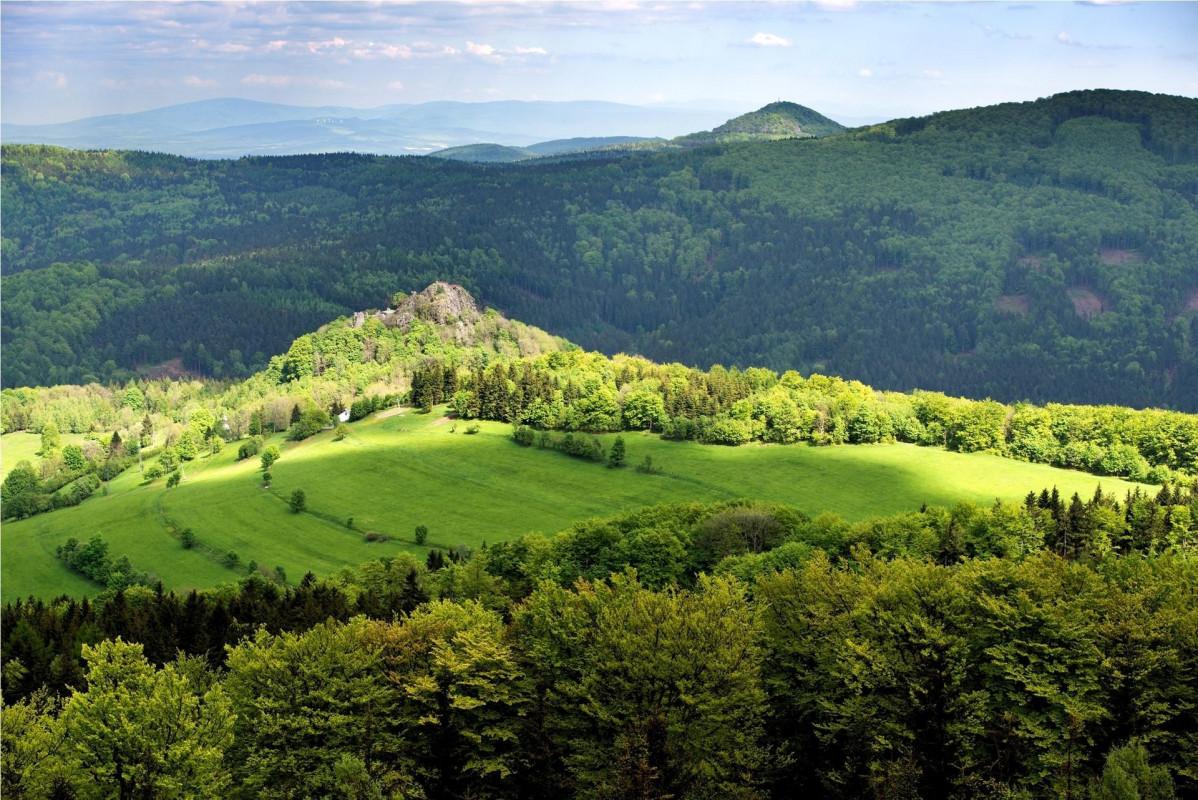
<box><xmin>2</xmin><ymin>431</ymin><xmax>88</xmax><ymax>480</ymax></box>
<box><xmin>1</xmin><ymin>408</ymin><xmax>1151</xmax><ymax>600</ymax></box>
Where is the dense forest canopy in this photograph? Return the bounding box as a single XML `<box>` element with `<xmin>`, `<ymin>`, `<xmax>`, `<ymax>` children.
<box><xmin>4</xmin><ymin>497</ymin><xmax>1197</xmax><ymax>799</ymax></box>
<box><xmin>3</xmin><ymin>89</ymin><xmax>1197</xmax><ymax>409</ymax></box>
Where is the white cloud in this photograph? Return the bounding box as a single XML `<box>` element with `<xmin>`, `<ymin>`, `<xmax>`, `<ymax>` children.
<box><xmin>37</xmin><ymin>70</ymin><xmax>68</xmax><ymax>89</ymax></box>
<box><xmin>349</xmin><ymin>42</ymin><xmax>412</xmax><ymax>60</ymax></box>
<box><xmin>241</xmin><ymin>74</ymin><xmax>346</xmax><ymax>89</ymax></box>
<box><xmin>921</xmin><ymin>68</ymin><xmax>943</xmax><ymax>79</ymax></box>
<box><xmin>210</xmin><ymin>42</ymin><xmax>252</xmax><ymax>54</ymax></box>
<box><xmin>387</xmin><ymin>80</ymin><xmax>405</xmax><ymax>90</ymax></box>
<box><xmin>747</xmin><ymin>32</ymin><xmax>792</xmax><ymax>48</ymax></box>
<box><xmin>857</xmin><ymin>67</ymin><xmax>873</xmax><ymax>78</ymax></box>
<box><xmin>306</xmin><ymin>37</ymin><xmax>349</xmax><ymax>54</ymax></box>
<box><xmin>265</xmin><ymin>40</ymin><xmax>290</xmax><ymax>52</ymax></box>
<box><xmin>183</xmin><ymin>75</ymin><xmax>219</xmax><ymax>88</ymax></box>
<box><xmin>411</xmin><ymin>41</ymin><xmax>460</xmax><ymax>57</ymax></box>
<box><xmin>465</xmin><ymin>41</ymin><xmax>549</xmax><ymax>61</ymax></box>
<box><xmin>1054</xmin><ymin>29</ymin><xmax>1125</xmax><ymax>50</ymax></box>
<box><xmin>378</xmin><ymin>44</ymin><xmax>412</xmax><ymax>59</ymax></box>
<box><xmin>467</xmin><ymin>41</ymin><xmax>500</xmax><ymax>59</ymax></box>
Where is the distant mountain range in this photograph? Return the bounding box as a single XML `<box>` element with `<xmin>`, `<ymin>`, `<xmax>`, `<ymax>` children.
<box><xmin>1</xmin><ymin>98</ymin><xmax>733</xmax><ymax>158</ymax></box>
<box><xmin>430</xmin><ymin>136</ymin><xmax>660</xmax><ymax>163</ymax></box>
<box><xmin>431</xmin><ymin>102</ymin><xmax>847</xmax><ymax>163</ymax></box>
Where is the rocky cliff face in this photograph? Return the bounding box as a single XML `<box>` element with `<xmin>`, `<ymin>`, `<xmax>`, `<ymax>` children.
<box><xmin>348</xmin><ymin>282</ymin><xmax>566</xmax><ymax>356</ymax></box>
<box><xmin>351</xmin><ymin>282</ymin><xmax>482</xmax><ymax>343</ymax></box>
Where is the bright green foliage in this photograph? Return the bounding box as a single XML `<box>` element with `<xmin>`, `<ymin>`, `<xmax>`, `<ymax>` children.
<box><xmin>1</xmin><ymin>690</ymin><xmax>70</xmax><ymax>799</ymax></box>
<box><xmin>451</xmin><ymin>349</ymin><xmax>1196</xmax><ymax>483</ymax></box>
<box><xmin>288</xmin><ymin>407</ymin><xmax>330</xmax><ymax>441</ymax></box>
<box><xmin>1090</xmin><ymin>743</ymin><xmax>1176</xmax><ymax>800</ymax></box>
<box><xmin>259</xmin><ymin>445</ymin><xmax>279</xmax><ymax>471</ymax></box>
<box><xmin>176</xmin><ymin>430</ymin><xmax>199</xmax><ymax>461</ymax></box>
<box><xmin>280</xmin><ymin>335</ymin><xmax>316</xmax><ymax>382</ymax></box>
<box><xmin>187</xmin><ymin>408</ymin><xmax>216</xmax><ymax>439</ymax></box>
<box><xmin>0</xmin><ymin>410</ymin><xmax>1162</xmax><ymax>601</ymax></box>
<box><xmin>225</xmin><ymin>620</ymin><xmax>406</xmax><ymax>798</ymax></box>
<box><xmin>620</xmin><ymin>387</ymin><xmax>667</xmax><ymax>431</ymax></box>
<box><xmin>516</xmin><ymin>574</ymin><xmax>768</xmax><ymax>799</ymax></box>
<box><xmin>607</xmin><ymin>436</ymin><xmax>626</xmax><ymax>468</ymax></box>
<box><xmin>4</xmin><ymin>498</ymin><xmax>1198</xmax><ymax>798</ymax></box>
<box><xmin>374</xmin><ymin>600</ymin><xmax>527</xmax><ymax>796</ymax></box>
<box><xmin>61</xmin><ymin>639</ymin><xmax>233</xmax><ymax>799</ymax></box>
<box><xmin>120</xmin><ymin>386</ymin><xmax>144</xmax><ymax>411</ymax></box>
<box><xmin>65</xmin><ymin>445</ymin><xmax>91</xmax><ymax>474</ymax></box>
<box><xmin>2</xmin><ymin>461</ymin><xmax>42</xmax><ymax>519</ymax></box>
<box><xmin>39</xmin><ymin>423</ymin><xmax>60</xmax><ymax>455</ymax></box>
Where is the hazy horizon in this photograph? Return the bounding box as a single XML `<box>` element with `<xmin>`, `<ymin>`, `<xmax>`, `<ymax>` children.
<box><xmin>3</xmin><ymin>1</ymin><xmax>1195</xmax><ymax>127</ymax></box>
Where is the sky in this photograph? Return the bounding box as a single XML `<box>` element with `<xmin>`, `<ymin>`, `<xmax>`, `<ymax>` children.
<box><xmin>2</xmin><ymin>1</ymin><xmax>1196</xmax><ymax>126</ymax></box>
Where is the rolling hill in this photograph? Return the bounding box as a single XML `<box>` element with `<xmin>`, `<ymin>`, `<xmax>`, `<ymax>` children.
<box><xmin>4</xmin><ymin>281</ymin><xmax>1190</xmax><ymax>600</ymax></box>
<box><xmin>677</xmin><ymin>100</ymin><xmax>846</xmax><ymax>143</ymax></box>
<box><xmin>431</xmin><ymin>137</ymin><xmax>656</xmax><ymax>163</ymax></box>
<box><xmin>1</xmin><ymin>98</ymin><xmax>729</xmax><ymax>158</ymax></box>
<box><xmin>2</xmin><ymin>90</ymin><xmax>1197</xmax><ymax>408</ymax></box>
<box><xmin>1</xmin><ymin>403</ymin><xmax>1154</xmax><ymax>601</ymax></box>
<box><xmin>429</xmin><ymin>103</ymin><xmax>843</xmax><ymax>162</ymax></box>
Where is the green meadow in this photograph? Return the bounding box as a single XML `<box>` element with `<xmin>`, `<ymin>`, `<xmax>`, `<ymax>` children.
<box><xmin>1</xmin><ymin>431</ymin><xmax>89</xmax><ymax>481</ymax></box>
<box><xmin>1</xmin><ymin>408</ymin><xmax>1150</xmax><ymax>600</ymax></box>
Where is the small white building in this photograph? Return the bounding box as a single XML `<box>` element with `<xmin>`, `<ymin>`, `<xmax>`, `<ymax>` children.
<box><xmin>338</xmin><ymin>409</ymin><xmax>351</xmax><ymax>423</ymax></box>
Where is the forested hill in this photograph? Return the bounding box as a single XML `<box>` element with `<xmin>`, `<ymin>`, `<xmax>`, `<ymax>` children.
<box><xmin>678</xmin><ymin>100</ymin><xmax>846</xmax><ymax>143</ymax></box>
<box><xmin>3</xmin><ymin>89</ymin><xmax>1197</xmax><ymax>409</ymax></box>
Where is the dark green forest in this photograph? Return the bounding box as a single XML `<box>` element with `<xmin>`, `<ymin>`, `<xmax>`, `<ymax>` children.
<box><xmin>4</xmin><ymin>496</ymin><xmax>1196</xmax><ymax>799</ymax></box>
<box><xmin>4</xmin><ymin>89</ymin><xmax>1197</xmax><ymax>408</ymax></box>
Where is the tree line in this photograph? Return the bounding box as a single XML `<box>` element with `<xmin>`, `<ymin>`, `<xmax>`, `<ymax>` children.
<box><xmin>3</xmin><ymin>490</ymin><xmax>1196</xmax><ymax>799</ymax></box>
<box><xmin>437</xmin><ymin>349</ymin><xmax>1198</xmax><ymax>484</ymax></box>
<box><xmin>4</xmin><ymin>311</ymin><xmax>1196</xmax><ymax>526</ymax></box>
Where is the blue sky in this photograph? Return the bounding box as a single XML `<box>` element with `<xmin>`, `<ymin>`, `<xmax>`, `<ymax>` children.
<box><xmin>3</xmin><ymin>1</ymin><xmax>1195</xmax><ymax>125</ymax></box>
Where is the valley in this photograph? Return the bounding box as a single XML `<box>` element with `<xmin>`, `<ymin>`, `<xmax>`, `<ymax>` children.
<box><xmin>4</xmin><ymin>90</ymin><xmax>1196</xmax><ymax>409</ymax></box>
<box><xmin>2</xmin><ymin>6</ymin><xmax>1197</xmax><ymax>790</ymax></box>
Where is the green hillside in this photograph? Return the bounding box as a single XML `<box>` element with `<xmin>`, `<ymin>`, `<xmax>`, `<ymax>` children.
<box><xmin>0</xmin><ymin>406</ymin><xmax>1150</xmax><ymax>600</ymax></box>
<box><xmin>430</xmin><ymin>143</ymin><xmax>537</xmax><ymax>163</ymax></box>
<box><xmin>678</xmin><ymin>100</ymin><xmax>846</xmax><ymax>143</ymax></box>
<box><xmin>4</xmin><ymin>90</ymin><xmax>1193</xmax><ymax>409</ymax></box>
<box><xmin>431</xmin><ymin>136</ymin><xmax>658</xmax><ymax>163</ymax></box>
<box><xmin>3</xmin><ymin>90</ymin><xmax>1196</xmax><ymax>408</ymax></box>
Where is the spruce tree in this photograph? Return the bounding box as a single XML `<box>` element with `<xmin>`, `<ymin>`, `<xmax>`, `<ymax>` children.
<box><xmin>608</xmin><ymin>436</ymin><xmax>626</xmax><ymax>468</ymax></box>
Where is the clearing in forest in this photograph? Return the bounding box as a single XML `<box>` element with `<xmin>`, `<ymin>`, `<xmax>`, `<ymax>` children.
<box><xmin>1067</xmin><ymin>287</ymin><xmax>1108</xmax><ymax>319</ymax></box>
<box><xmin>1</xmin><ymin>409</ymin><xmax>1150</xmax><ymax>601</ymax></box>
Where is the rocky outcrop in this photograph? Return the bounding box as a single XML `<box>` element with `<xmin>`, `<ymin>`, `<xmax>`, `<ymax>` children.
<box><xmin>343</xmin><ymin>281</ymin><xmax>565</xmax><ymax>357</ymax></box>
<box><xmin>350</xmin><ymin>282</ymin><xmax>482</xmax><ymax>342</ymax></box>
<box><xmin>381</xmin><ymin>282</ymin><xmax>482</xmax><ymax>329</ymax></box>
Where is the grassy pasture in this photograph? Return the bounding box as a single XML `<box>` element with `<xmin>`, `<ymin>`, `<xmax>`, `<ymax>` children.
<box><xmin>1</xmin><ymin>431</ymin><xmax>89</xmax><ymax>480</ymax></box>
<box><xmin>1</xmin><ymin>409</ymin><xmax>1149</xmax><ymax>600</ymax></box>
